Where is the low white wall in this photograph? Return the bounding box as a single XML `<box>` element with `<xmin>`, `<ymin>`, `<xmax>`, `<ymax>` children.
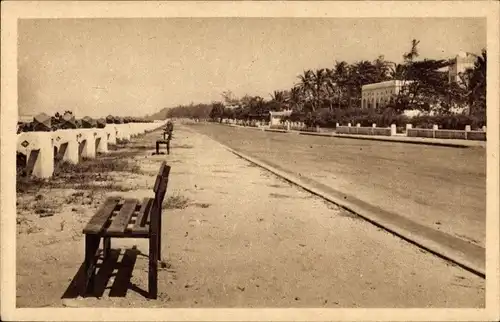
<box><xmin>407</xmin><ymin>127</ymin><xmax>486</xmax><ymax>141</ymax></box>
<box><xmin>17</xmin><ymin>122</ymin><xmax>166</xmax><ymax>178</ymax></box>
<box><xmin>336</xmin><ymin>125</ymin><xmax>393</xmax><ymax>136</ymax></box>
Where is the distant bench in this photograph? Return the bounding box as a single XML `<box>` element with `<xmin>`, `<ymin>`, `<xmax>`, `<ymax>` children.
<box><xmin>82</xmin><ymin>161</ymin><xmax>171</xmax><ymax>299</ymax></box>
<box><xmin>154</xmin><ymin>130</ymin><xmax>172</xmax><ymax>155</ymax></box>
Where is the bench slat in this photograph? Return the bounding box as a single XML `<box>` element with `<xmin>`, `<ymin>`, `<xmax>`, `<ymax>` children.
<box><xmin>106</xmin><ymin>198</ymin><xmax>138</xmax><ymax>235</ymax></box>
<box><xmin>133</xmin><ymin>197</ymin><xmax>153</xmax><ymax>229</ymax></box>
<box><xmin>83</xmin><ymin>197</ymin><xmax>120</xmax><ymax>234</ymax></box>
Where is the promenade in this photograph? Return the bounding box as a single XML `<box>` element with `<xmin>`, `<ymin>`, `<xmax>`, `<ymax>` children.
<box><xmin>16</xmin><ymin>126</ymin><xmax>484</xmax><ymax>308</ymax></box>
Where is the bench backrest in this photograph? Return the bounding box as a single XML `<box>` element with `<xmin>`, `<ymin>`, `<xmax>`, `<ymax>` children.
<box><xmin>150</xmin><ymin>161</ymin><xmax>171</xmax><ymax>223</ymax></box>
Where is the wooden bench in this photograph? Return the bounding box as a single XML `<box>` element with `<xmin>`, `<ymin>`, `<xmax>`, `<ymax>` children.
<box><xmin>82</xmin><ymin>161</ymin><xmax>171</xmax><ymax>299</ymax></box>
<box><xmin>154</xmin><ymin>131</ymin><xmax>172</xmax><ymax>155</ymax></box>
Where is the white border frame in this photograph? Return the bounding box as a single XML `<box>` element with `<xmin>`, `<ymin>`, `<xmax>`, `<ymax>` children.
<box><xmin>1</xmin><ymin>1</ymin><xmax>499</xmax><ymax>321</ymax></box>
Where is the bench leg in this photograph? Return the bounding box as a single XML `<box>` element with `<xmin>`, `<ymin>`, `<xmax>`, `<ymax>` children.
<box><xmin>166</xmin><ymin>140</ymin><xmax>170</xmax><ymax>155</ymax></box>
<box><xmin>156</xmin><ymin>141</ymin><xmax>160</xmax><ymax>154</ymax></box>
<box><xmin>148</xmin><ymin>234</ymin><xmax>158</xmax><ymax>299</ymax></box>
<box><xmin>103</xmin><ymin>237</ymin><xmax>111</xmax><ymax>259</ymax></box>
<box><xmin>84</xmin><ymin>234</ymin><xmax>100</xmax><ymax>295</ymax></box>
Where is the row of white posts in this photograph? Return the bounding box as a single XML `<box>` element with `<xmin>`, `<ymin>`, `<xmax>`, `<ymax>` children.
<box><xmin>17</xmin><ymin>121</ymin><xmax>167</xmax><ymax>179</ymax></box>
<box><xmin>339</xmin><ymin>123</ymin><xmax>486</xmax><ymax>135</ymax></box>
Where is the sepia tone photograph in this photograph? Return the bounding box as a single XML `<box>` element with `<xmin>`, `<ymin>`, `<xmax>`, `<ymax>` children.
<box><xmin>1</xmin><ymin>1</ymin><xmax>499</xmax><ymax>321</ymax></box>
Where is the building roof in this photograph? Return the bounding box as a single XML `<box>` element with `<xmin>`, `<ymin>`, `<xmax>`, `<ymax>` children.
<box><xmin>362</xmin><ymin>80</ymin><xmax>413</xmax><ymax>90</ymax></box>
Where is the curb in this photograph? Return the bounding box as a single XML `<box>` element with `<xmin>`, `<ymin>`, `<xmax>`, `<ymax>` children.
<box><xmin>329</xmin><ymin>134</ymin><xmax>482</xmax><ymax>148</ymax></box>
<box><xmin>183</xmin><ymin>124</ymin><xmax>485</xmax><ymax>278</ymax></box>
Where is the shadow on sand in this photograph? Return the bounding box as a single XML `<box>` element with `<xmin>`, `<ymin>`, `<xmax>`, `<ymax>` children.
<box><xmin>61</xmin><ymin>246</ymin><xmax>150</xmax><ymax>299</ymax></box>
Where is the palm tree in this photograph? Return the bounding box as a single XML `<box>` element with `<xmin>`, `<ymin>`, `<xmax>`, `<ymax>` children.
<box><xmin>403</xmin><ymin>39</ymin><xmax>420</xmax><ymax>63</ymax></box>
<box><xmin>311</xmin><ymin>68</ymin><xmax>328</xmax><ymax>111</ymax></box>
<box><xmin>388</xmin><ymin>63</ymin><xmax>406</xmax><ymax>80</ymax></box>
<box><xmin>373</xmin><ymin>55</ymin><xmax>391</xmax><ymax>82</ymax></box>
<box><xmin>269</xmin><ymin>90</ymin><xmax>289</xmax><ymax>111</ymax></box>
<box><xmin>297</xmin><ymin>69</ymin><xmax>314</xmax><ymax>109</ymax></box>
<box><xmin>288</xmin><ymin>86</ymin><xmax>304</xmax><ymax>113</ymax></box>
<box><xmin>332</xmin><ymin>61</ymin><xmax>349</xmax><ymax>109</ymax></box>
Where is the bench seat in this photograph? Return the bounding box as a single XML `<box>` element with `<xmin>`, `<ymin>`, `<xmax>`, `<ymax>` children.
<box><xmin>83</xmin><ymin>197</ymin><xmax>154</xmax><ymax>237</ymax></box>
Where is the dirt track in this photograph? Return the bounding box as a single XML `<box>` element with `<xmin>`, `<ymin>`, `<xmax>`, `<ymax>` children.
<box><xmin>16</xmin><ymin>125</ymin><xmax>484</xmax><ymax>308</ymax></box>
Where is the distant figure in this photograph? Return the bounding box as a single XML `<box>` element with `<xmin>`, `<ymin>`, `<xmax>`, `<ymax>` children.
<box><xmin>164</xmin><ymin>120</ymin><xmax>174</xmax><ymax>140</ymax></box>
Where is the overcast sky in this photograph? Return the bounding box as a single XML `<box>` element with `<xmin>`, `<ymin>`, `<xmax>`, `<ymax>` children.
<box><xmin>18</xmin><ymin>17</ymin><xmax>486</xmax><ymax>118</ymax></box>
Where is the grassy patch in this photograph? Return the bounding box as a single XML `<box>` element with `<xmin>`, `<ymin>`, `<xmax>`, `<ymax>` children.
<box><xmin>28</xmin><ymin>194</ymin><xmax>63</xmax><ymax>217</ymax></box>
<box><xmin>116</xmin><ymin>138</ymin><xmax>130</xmax><ymax>145</ymax></box>
<box><xmin>17</xmin><ymin>152</ymin><xmax>141</xmax><ymax>194</ymax></box>
<box><xmin>192</xmin><ymin>202</ymin><xmax>211</xmax><ymax>208</ymax></box>
<box><xmin>163</xmin><ymin>195</ymin><xmax>191</xmax><ymax>209</ymax></box>
<box><xmin>58</xmin><ymin>156</ymin><xmax>141</xmax><ymax>174</ymax></box>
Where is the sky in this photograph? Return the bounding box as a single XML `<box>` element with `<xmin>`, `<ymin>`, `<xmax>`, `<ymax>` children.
<box><xmin>18</xmin><ymin>17</ymin><xmax>486</xmax><ymax>118</ymax></box>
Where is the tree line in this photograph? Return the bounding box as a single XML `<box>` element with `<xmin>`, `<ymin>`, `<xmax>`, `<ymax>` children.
<box><xmin>164</xmin><ymin>39</ymin><xmax>486</xmax><ymax>129</ymax></box>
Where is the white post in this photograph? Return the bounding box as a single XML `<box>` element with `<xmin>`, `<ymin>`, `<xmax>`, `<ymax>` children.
<box><xmin>348</xmin><ymin>123</ymin><xmax>351</xmax><ymax>127</ymax></box>
<box><xmin>356</xmin><ymin>123</ymin><xmax>361</xmax><ymax>128</ymax></box>
<box><xmin>465</xmin><ymin>125</ymin><xmax>471</xmax><ymax>140</ymax></box>
<box><xmin>54</xmin><ymin>130</ymin><xmax>79</xmax><ymax>164</ymax></box>
<box><xmin>38</xmin><ymin>132</ymin><xmax>54</xmax><ymax>178</ymax></box>
<box><xmin>390</xmin><ymin>124</ymin><xmax>397</xmax><ymax>136</ymax></box>
<box><xmin>432</xmin><ymin>124</ymin><xmax>438</xmax><ymax>139</ymax></box>
<box><xmin>96</xmin><ymin>129</ymin><xmax>108</xmax><ymax>154</ymax></box>
<box><xmin>18</xmin><ymin>132</ymin><xmax>54</xmax><ymax>178</ymax></box>
<box><xmin>80</xmin><ymin>129</ymin><xmax>96</xmax><ymax>159</ymax></box>
<box><xmin>405</xmin><ymin>124</ymin><xmax>413</xmax><ymax>136</ymax></box>
<box><xmin>105</xmin><ymin>125</ymin><xmax>117</xmax><ymax>145</ymax></box>
<box><xmin>372</xmin><ymin>123</ymin><xmax>376</xmax><ymax>128</ymax></box>
<box><xmin>482</xmin><ymin>125</ymin><xmax>487</xmax><ymax>132</ymax></box>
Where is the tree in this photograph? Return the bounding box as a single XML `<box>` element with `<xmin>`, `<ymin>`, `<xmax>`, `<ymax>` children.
<box><xmin>209</xmin><ymin>102</ymin><xmax>225</xmax><ymax>123</ymax></box>
<box><xmin>269</xmin><ymin>90</ymin><xmax>289</xmax><ymax>111</ymax></box>
<box><xmin>296</xmin><ymin>69</ymin><xmax>328</xmax><ymax>112</ymax></box>
<box><xmin>331</xmin><ymin>61</ymin><xmax>349</xmax><ymax>109</ymax></box>
<box><xmin>468</xmin><ymin>49</ymin><xmax>486</xmax><ymax>117</ymax></box>
<box><xmin>288</xmin><ymin>86</ymin><xmax>304</xmax><ymax>113</ymax></box>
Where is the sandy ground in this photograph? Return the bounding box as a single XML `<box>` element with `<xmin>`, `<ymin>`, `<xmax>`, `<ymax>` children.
<box><xmin>188</xmin><ymin>123</ymin><xmax>486</xmax><ymax>249</ymax></box>
<box><xmin>16</xmin><ymin>126</ymin><xmax>484</xmax><ymax>308</ymax></box>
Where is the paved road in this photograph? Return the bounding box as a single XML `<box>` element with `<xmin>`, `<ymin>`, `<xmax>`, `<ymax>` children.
<box><xmin>187</xmin><ymin>123</ymin><xmax>486</xmax><ymax>251</ymax></box>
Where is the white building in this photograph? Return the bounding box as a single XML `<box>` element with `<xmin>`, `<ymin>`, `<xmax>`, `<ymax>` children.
<box><xmin>361</xmin><ymin>80</ymin><xmax>412</xmax><ymax>109</ymax></box>
<box><xmin>448</xmin><ymin>52</ymin><xmax>477</xmax><ymax>83</ymax></box>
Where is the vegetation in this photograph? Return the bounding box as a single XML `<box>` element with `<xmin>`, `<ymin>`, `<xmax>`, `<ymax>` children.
<box><xmin>158</xmin><ymin>39</ymin><xmax>486</xmax><ymax>130</ymax></box>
